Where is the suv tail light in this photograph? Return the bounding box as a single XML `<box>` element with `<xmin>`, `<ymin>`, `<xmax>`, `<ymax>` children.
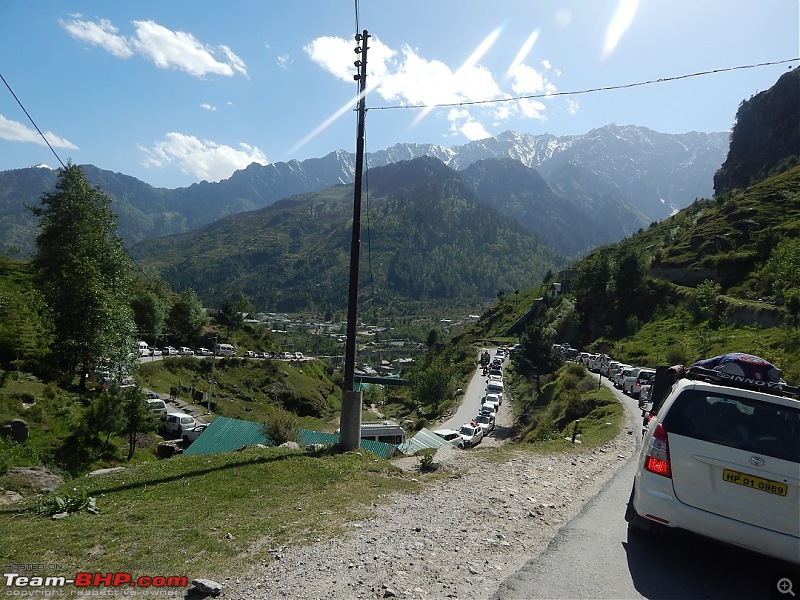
<box><xmin>644</xmin><ymin>423</ymin><xmax>671</xmax><ymax>477</ymax></box>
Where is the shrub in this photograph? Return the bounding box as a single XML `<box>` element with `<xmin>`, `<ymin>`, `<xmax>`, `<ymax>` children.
<box><xmin>262</xmin><ymin>408</ymin><xmax>299</xmax><ymax>445</ymax></box>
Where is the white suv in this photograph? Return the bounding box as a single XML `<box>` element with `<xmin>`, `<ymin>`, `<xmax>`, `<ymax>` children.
<box><xmin>626</xmin><ymin>364</ymin><xmax>800</xmax><ymax>565</ymax></box>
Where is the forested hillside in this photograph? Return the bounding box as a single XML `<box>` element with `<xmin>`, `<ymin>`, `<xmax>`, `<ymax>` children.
<box><xmin>132</xmin><ymin>156</ymin><xmax>563</xmax><ymax>313</ymax></box>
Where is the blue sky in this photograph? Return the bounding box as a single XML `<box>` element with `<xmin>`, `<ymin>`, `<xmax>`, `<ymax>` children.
<box><xmin>1</xmin><ymin>1</ymin><xmax>797</xmax><ymax>189</ymax></box>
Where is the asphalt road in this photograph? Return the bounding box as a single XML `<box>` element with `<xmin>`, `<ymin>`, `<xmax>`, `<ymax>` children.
<box><xmin>439</xmin><ymin>349</ymin><xmax>514</xmax><ymax>445</ymax></box>
<box><xmin>493</xmin><ymin>375</ymin><xmax>798</xmax><ymax>600</ymax></box>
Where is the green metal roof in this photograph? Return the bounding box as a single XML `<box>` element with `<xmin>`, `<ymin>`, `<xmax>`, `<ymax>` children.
<box><xmin>183</xmin><ymin>416</ymin><xmax>400</xmax><ymax>459</ymax></box>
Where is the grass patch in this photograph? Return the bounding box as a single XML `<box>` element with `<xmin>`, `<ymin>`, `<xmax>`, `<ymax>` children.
<box><xmin>0</xmin><ymin>446</ymin><xmax>420</xmax><ymax>579</ymax></box>
<box><xmin>511</xmin><ymin>362</ymin><xmax>625</xmax><ymax>450</ymax></box>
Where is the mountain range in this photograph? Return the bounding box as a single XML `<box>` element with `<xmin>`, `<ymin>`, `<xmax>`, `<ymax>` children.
<box><xmin>0</xmin><ymin>124</ymin><xmax>728</xmax><ymax>259</ymax></box>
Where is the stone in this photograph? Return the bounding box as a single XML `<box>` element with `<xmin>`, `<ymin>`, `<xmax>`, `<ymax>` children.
<box><xmin>5</xmin><ymin>466</ymin><xmax>64</xmax><ymax>493</ymax></box>
<box><xmin>1</xmin><ymin>419</ymin><xmax>29</xmax><ymax>443</ymax></box>
<box><xmin>191</xmin><ymin>578</ymin><xmax>223</xmax><ymax>595</ymax></box>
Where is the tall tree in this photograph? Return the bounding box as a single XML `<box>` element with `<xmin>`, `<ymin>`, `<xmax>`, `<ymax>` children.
<box><xmin>513</xmin><ymin>315</ymin><xmax>562</xmax><ymax>393</ymax></box>
<box><xmin>30</xmin><ymin>164</ymin><xmax>136</xmax><ymax>388</ymax></box>
<box><xmin>167</xmin><ymin>288</ymin><xmax>207</xmax><ymax>344</ymax></box>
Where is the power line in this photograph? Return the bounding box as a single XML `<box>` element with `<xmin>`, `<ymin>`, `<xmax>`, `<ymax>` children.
<box><xmin>368</xmin><ymin>58</ymin><xmax>799</xmax><ymax>112</ymax></box>
<box><xmin>0</xmin><ymin>72</ymin><xmax>66</xmax><ymax>169</ymax></box>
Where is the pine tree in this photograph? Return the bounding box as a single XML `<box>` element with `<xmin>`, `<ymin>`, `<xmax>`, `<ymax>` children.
<box><xmin>30</xmin><ymin>163</ymin><xmax>136</xmax><ymax>388</ymax></box>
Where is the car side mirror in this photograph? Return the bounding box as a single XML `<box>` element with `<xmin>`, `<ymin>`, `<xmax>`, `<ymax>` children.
<box><xmin>639</xmin><ymin>400</ymin><xmax>653</xmax><ymax>412</ymax></box>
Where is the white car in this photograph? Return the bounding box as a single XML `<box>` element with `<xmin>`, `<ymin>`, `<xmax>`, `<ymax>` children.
<box><xmin>146</xmin><ymin>398</ymin><xmax>167</xmax><ymax>419</ymax></box>
<box><xmin>178</xmin><ymin>347</ymin><xmax>195</xmax><ymax>356</ymax></box>
<box><xmin>196</xmin><ymin>347</ymin><xmax>213</xmax><ymax>356</ymax></box>
<box><xmin>162</xmin><ymin>346</ymin><xmax>179</xmax><ymax>356</ymax></box>
<box><xmin>149</xmin><ymin>348</ymin><xmax>162</xmax><ymax>357</ymax></box>
<box><xmin>457</xmin><ymin>423</ymin><xmax>484</xmax><ymax>448</ymax></box>
<box><xmin>163</xmin><ymin>412</ymin><xmax>196</xmax><ymax>436</ymax></box>
<box><xmin>433</xmin><ymin>429</ymin><xmax>464</xmax><ymax>449</ymax></box>
<box><xmin>244</xmin><ymin>350</ymin><xmax>257</xmax><ymax>358</ymax></box>
<box><xmin>474</xmin><ymin>413</ymin><xmax>495</xmax><ymax>435</ymax></box>
<box><xmin>182</xmin><ymin>424</ymin><xmax>208</xmax><ymax>443</ymax></box>
<box><xmin>626</xmin><ymin>364</ymin><xmax>800</xmax><ymax>565</ymax></box>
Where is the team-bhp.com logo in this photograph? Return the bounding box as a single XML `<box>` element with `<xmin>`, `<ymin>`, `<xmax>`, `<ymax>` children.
<box><xmin>4</xmin><ymin>571</ymin><xmax>188</xmax><ymax>593</ymax></box>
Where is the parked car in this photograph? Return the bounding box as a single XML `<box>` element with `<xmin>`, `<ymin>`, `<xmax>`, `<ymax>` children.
<box><xmin>626</xmin><ymin>360</ymin><xmax>800</xmax><ymax>565</ymax></box>
<box><xmin>295</xmin><ymin>352</ymin><xmax>305</xmax><ymax>360</ymax></box>
<box><xmin>196</xmin><ymin>347</ymin><xmax>213</xmax><ymax>356</ymax></box>
<box><xmin>479</xmin><ymin>403</ymin><xmax>498</xmax><ymax>419</ymax></box>
<box><xmin>433</xmin><ymin>429</ymin><xmax>465</xmax><ymax>449</ymax></box>
<box><xmin>181</xmin><ymin>424</ymin><xmax>208</xmax><ymax>443</ymax></box>
<box><xmin>149</xmin><ymin>348</ymin><xmax>162</xmax><ymax>357</ymax></box>
<box><xmin>457</xmin><ymin>423</ymin><xmax>484</xmax><ymax>448</ymax></box>
<box><xmin>178</xmin><ymin>346</ymin><xmax>195</xmax><ymax>356</ymax></box>
<box><xmin>604</xmin><ymin>360</ymin><xmax>622</xmax><ymax>378</ymax></box>
<box><xmin>163</xmin><ymin>412</ymin><xmax>196</xmax><ymax>436</ymax></box>
<box><xmin>615</xmin><ymin>365</ymin><xmax>635</xmax><ymax>389</ymax></box>
<box><xmin>260</xmin><ymin>352</ymin><xmax>270</xmax><ymax>359</ymax></box>
<box><xmin>244</xmin><ymin>350</ymin><xmax>257</xmax><ymax>358</ymax></box>
<box><xmin>280</xmin><ymin>352</ymin><xmax>293</xmax><ymax>360</ymax></box>
<box><xmin>474</xmin><ymin>413</ymin><xmax>495</xmax><ymax>435</ymax></box>
<box><xmin>162</xmin><ymin>346</ymin><xmax>179</xmax><ymax>356</ymax></box>
<box><xmin>628</xmin><ymin>368</ymin><xmax>656</xmax><ymax>399</ymax></box>
<box><xmin>484</xmin><ymin>380</ymin><xmax>504</xmax><ymax>404</ymax></box>
<box><xmin>622</xmin><ymin>368</ymin><xmax>647</xmax><ymax>395</ymax></box>
<box><xmin>146</xmin><ymin>398</ymin><xmax>167</xmax><ymax>419</ymax></box>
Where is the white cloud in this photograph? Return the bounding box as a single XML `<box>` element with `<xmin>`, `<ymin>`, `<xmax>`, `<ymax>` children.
<box><xmin>200</xmin><ymin>103</ymin><xmax>217</xmax><ymax>111</ymax></box>
<box><xmin>131</xmin><ymin>20</ymin><xmax>247</xmax><ymax>78</ymax></box>
<box><xmin>60</xmin><ymin>17</ymin><xmax>133</xmax><ymax>58</ymax></box>
<box><xmin>276</xmin><ymin>54</ymin><xmax>291</xmax><ymax>70</ymax></box>
<box><xmin>304</xmin><ymin>35</ymin><xmax>396</xmax><ymax>84</ymax></box>
<box><xmin>0</xmin><ymin>114</ymin><xmax>78</xmax><ymax>149</ymax></box>
<box><xmin>140</xmin><ymin>132</ymin><xmax>267</xmax><ymax>181</ymax></box>
<box><xmin>61</xmin><ymin>18</ymin><xmax>247</xmax><ymax>78</ymax></box>
<box><xmin>304</xmin><ymin>33</ymin><xmax>566</xmax><ymax>142</ymax></box>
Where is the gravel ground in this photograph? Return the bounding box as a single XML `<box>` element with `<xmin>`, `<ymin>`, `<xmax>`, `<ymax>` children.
<box><xmin>222</xmin><ymin>419</ymin><xmax>638</xmax><ymax>599</ymax></box>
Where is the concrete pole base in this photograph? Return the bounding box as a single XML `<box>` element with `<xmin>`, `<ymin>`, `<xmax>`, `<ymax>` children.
<box><xmin>339</xmin><ymin>389</ymin><xmax>363</xmax><ymax>451</ymax></box>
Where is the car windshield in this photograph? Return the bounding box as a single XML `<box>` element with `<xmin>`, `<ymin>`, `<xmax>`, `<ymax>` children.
<box><xmin>476</xmin><ymin>415</ymin><xmax>490</xmax><ymax>424</ymax></box>
<box><xmin>458</xmin><ymin>426</ymin><xmax>475</xmax><ymax>436</ymax></box>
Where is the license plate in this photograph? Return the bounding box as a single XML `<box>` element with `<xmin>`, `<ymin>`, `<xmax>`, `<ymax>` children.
<box><xmin>722</xmin><ymin>469</ymin><xmax>788</xmax><ymax>496</ymax></box>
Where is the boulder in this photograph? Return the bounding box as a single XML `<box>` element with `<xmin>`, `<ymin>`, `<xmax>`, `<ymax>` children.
<box><xmin>4</xmin><ymin>466</ymin><xmax>64</xmax><ymax>493</ymax></box>
<box><xmin>191</xmin><ymin>579</ymin><xmax>223</xmax><ymax>596</ymax></box>
<box><xmin>0</xmin><ymin>419</ymin><xmax>29</xmax><ymax>443</ymax></box>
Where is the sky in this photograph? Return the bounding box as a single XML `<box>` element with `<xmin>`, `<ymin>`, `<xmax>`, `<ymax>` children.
<box><xmin>1</xmin><ymin>1</ymin><xmax>798</xmax><ymax>189</ymax></box>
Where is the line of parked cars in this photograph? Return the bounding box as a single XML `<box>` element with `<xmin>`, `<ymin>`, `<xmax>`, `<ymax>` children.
<box><xmin>434</xmin><ymin>347</ymin><xmax>507</xmax><ymax>450</ymax></box>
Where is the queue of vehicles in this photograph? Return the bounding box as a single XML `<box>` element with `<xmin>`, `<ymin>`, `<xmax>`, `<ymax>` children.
<box><xmin>137</xmin><ymin>341</ymin><xmax>306</xmax><ymax>361</ymax></box>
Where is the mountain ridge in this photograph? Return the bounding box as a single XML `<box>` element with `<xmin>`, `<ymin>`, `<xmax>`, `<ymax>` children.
<box><xmin>0</xmin><ymin>124</ymin><xmax>727</xmax><ymax>258</ymax></box>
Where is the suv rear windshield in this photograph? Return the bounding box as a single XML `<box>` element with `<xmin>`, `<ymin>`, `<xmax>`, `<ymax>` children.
<box><xmin>662</xmin><ymin>389</ymin><xmax>800</xmax><ymax>463</ymax></box>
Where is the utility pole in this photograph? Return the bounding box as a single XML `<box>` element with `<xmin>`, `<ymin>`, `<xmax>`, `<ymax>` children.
<box><xmin>208</xmin><ymin>335</ymin><xmax>218</xmax><ymax>411</ymax></box>
<box><xmin>340</xmin><ymin>30</ymin><xmax>370</xmax><ymax>451</ymax></box>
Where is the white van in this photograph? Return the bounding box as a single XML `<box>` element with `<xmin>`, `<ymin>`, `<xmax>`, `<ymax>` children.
<box><xmin>485</xmin><ymin>380</ymin><xmax>504</xmax><ymax>404</ymax></box>
<box><xmin>336</xmin><ymin>421</ymin><xmax>407</xmax><ymax>445</ymax></box>
<box><xmin>360</xmin><ymin>421</ymin><xmax>406</xmax><ymax>445</ymax></box>
<box><xmin>215</xmin><ymin>343</ymin><xmax>236</xmax><ymax>356</ymax></box>
<box><xmin>136</xmin><ymin>341</ymin><xmax>149</xmax><ymax>357</ymax></box>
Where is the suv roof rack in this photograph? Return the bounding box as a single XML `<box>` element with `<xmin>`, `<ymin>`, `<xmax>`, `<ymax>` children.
<box><xmin>686</xmin><ymin>365</ymin><xmax>800</xmax><ymax>398</ymax></box>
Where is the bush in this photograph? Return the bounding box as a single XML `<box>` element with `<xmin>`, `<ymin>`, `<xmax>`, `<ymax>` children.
<box><xmin>262</xmin><ymin>408</ymin><xmax>299</xmax><ymax>445</ymax></box>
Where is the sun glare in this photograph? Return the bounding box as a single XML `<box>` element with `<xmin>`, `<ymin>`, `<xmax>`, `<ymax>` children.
<box><xmin>602</xmin><ymin>0</ymin><xmax>639</xmax><ymax>61</ymax></box>
<box><xmin>411</xmin><ymin>26</ymin><xmax>504</xmax><ymax>128</ymax></box>
<box><xmin>508</xmin><ymin>29</ymin><xmax>540</xmax><ymax>75</ymax></box>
